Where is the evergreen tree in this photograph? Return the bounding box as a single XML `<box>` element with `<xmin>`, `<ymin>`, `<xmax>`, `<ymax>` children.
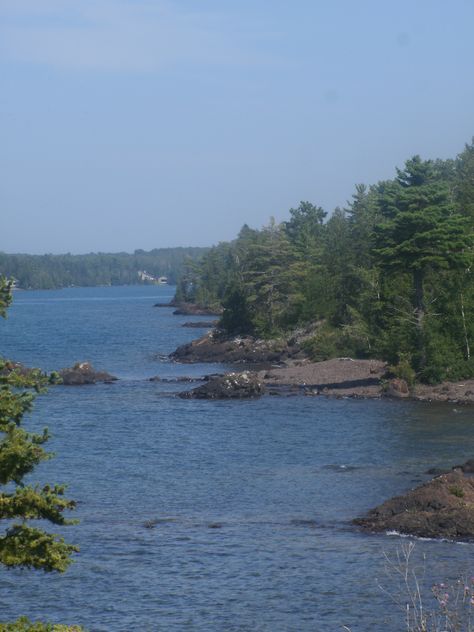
<box><xmin>374</xmin><ymin>156</ymin><xmax>474</xmax><ymax>371</ymax></box>
<box><xmin>455</xmin><ymin>139</ymin><xmax>474</xmax><ymax>220</ymax></box>
<box><xmin>284</xmin><ymin>201</ymin><xmax>326</xmax><ymax>260</ymax></box>
<box><xmin>242</xmin><ymin>219</ymin><xmax>297</xmax><ymax>334</ymax></box>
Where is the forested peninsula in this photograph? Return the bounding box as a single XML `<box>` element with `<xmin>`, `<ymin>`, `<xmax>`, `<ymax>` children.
<box><xmin>174</xmin><ymin>140</ymin><xmax>474</xmax><ymax>386</ymax></box>
<box><xmin>0</xmin><ymin>247</ymin><xmax>208</xmax><ymax>290</ymax></box>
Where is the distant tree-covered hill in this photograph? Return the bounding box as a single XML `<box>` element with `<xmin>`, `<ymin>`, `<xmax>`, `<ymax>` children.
<box><xmin>0</xmin><ymin>247</ymin><xmax>209</xmax><ymax>290</ymax></box>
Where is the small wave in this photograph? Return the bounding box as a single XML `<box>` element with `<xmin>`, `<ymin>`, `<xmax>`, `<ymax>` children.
<box><xmin>385</xmin><ymin>530</ymin><xmax>474</xmax><ymax>545</ymax></box>
<box><xmin>323</xmin><ymin>464</ymin><xmax>360</xmax><ymax>472</ymax></box>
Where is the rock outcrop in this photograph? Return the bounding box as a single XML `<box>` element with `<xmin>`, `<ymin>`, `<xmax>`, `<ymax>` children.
<box><xmin>178</xmin><ymin>371</ymin><xmax>265</xmax><ymax>399</ymax></box>
<box><xmin>172</xmin><ymin>303</ymin><xmax>222</xmax><ymax>316</ymax></box>
<box><xmin>353</xmin><ymin>470</ymin><xmax>474</xmax><ymax>540</ymax></box>
<box><xmin>181</xmin><ymin>321</ymin><xmax>218</xmax><ymax>328</ymax></box>
<box><xmin>59</xmin><ymin>362</ymin><xmax>117</xmax><ymax>385</ymax></box>
<box><xmin>170</xmin><ymin>332</ymin><xmax>302</xmax><ymax>365</ymax></box>
<box><xmin>154</xmin><ymin>301</ymin><xmax>222</xmax><ymax>316</ymax></box>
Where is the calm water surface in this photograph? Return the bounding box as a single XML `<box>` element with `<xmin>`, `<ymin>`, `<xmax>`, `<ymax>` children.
<box><xmin>1</xmin><ymin>285</ymin><xmax>474</xmax><ymax>631</ymax></box>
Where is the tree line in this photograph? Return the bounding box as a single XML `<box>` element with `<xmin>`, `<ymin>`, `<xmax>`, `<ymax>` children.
<box><xmin>175</xmin><ymin>140</ymin><xmax>474</xmax><ymax>384</ymax></box>
<box><xmin>0</xmin><ymin>247</ymin><xmax>208</xmax><ymax>290</ymax></box>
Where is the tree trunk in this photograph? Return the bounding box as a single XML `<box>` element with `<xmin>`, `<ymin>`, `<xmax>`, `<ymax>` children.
<box><xmin>413</xmin><ymin>268</ymin><xmax>426</xmax><ymax>369</ymax></box>
<box><xmin>460</xmin><ymin>291</ymin><xmax>471</xmax><ymax>360</ymax></box>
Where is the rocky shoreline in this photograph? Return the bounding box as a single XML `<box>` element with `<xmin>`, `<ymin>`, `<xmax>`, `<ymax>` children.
<box><xmin>154</xmin><ymin>300</ymin><xmax>222</xmax><ymax>316</ymax></box>
<box><xmin>170</xmin><ymin>330</ymin><xmax>305</xmax><ymax>365</ymax></box>
<box><xmin>169</xmin><ymin>330</ymin><xmax>474</xmax><ymax>404</ymax></box>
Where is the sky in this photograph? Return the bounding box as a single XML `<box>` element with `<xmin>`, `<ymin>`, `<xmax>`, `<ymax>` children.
<box><xmin>1</xmin><ymin>0</ymin><xmax>474</xmax><ymax>254</ymax></box>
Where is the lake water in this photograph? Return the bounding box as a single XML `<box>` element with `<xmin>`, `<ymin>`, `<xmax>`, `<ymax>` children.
<box><xmin>1</xmin><ymin>285</ymin><xmax>474</xmax><ymax>631</ymax></box>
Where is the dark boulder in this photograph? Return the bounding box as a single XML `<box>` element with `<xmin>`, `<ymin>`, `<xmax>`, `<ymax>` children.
<box><xmin>453</xmin><ymin>458</ymin><xmax>474</xmax><ymax>473</ymax></box>
<box><xmin>59</xmin><ymin>362</ymin><xmax>118</xmax><ymax>385</ymax></box>
<box><xmin>178</xmin><ymin>371</ymin><xmax>265</xmax><ymax>399</ymax></box>
<box><xmin>353</xmin><ymin>471</ymin><xmax>474</xmax><ymax>540</ymax></box>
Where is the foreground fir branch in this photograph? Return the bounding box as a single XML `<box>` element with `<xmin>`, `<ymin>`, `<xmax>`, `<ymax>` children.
<box><xmin>0</xmin><ymin>277</ymin><xmax>80</xmax><ymax>624</ymax></box>
<box><xmin>0</xmin><ymin>617</ymin><xmax>83</xmax><ymax>631</ymax></box>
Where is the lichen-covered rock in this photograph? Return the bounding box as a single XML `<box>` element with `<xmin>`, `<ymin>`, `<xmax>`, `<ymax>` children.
<box><xmin>353</xmin><ymin>470</ymin><xmax>474</xmax><ymax>540</ymax></box>
<box><xmin>178</xmin><ymin>371</ymin><xmax>265</xmax><ymax>399</ymax></box>
<box><xmin>59</xmin><ymin>362</ymin><xmax>117</xmax><ymax>385</ymax></box>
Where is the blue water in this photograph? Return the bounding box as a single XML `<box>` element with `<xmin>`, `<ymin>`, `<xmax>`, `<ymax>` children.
<box><xmin>1</xmin><ymin>285</ymin><xmax>474</xmax><ymax>631</ymax></box>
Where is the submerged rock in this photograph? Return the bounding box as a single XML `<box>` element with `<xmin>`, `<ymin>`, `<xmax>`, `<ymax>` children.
<box><xmin>353</xmin><ymin>470</ymin><xmax>474</xmax><ymax>540</ymax></box>
<box><xmin>59</xmin><ymin>362</ymin><xmax>117</xmax><ymax>385</ymax></box>
<box><xmin>149</xmin><ymin>375</ymin><xmax>202</xmax><ymax>383</ymax></box>
<box><xmin>178</xmin><ymin>371</ymin><xmax>265</xmax><ymax>399</ymax></box>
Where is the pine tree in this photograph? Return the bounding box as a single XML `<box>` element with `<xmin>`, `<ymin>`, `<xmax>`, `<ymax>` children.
<box><xmin>455</xmin><ymin>139</ymin><xmax>474</xmax><ymax>220</ymax></box>
<box><xmin>242</xmin><ymin>219</ymin><xmax>297</xmax><ymax>335</ymax></box>
<box><xmin>374</xmin><ymin>156</ymin><xmax>474</xmax><ymax>371</ymax></box>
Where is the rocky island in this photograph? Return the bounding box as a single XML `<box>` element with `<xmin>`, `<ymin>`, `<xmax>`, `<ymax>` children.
<box><xmin>354</xmin><ymin>460</ymin><xmax>474</xmax><ymax>540</ymax></box>
<box><xmin>59</xmin><ymin>362</ymin><xmax>117</xmax><ymax>385</ymax></box>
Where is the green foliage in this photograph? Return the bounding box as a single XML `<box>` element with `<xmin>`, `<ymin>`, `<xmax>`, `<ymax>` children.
<box><xmin>0</xmin><ymin>617</ymin><xmax>83</xmax><ymax>631</ymax></box>
<box><xmin>0</xmin><ymin>278</ymin><xmax>13</xmax><ymax>317</ymax></box>
<box><xmin>388</xmin><ymin>353</ymin><xmax>416</xmax><ymax>387</ymax></box>
<box><xmin>174</xmin><ymin>139</ymin><xmax>474</xmax><ymax>384</ymax></box>
<box><xmin>455</xmin><ymin>138</ymin><xmax>474</xmax><ymax>220</ymax></box>
<box><xmin>374</xmin><ymin>156</ymin><xmax>472</xmax><ymax>274</ymax></box>
<box><xmin>0</xmin><ymin>525</ymin><xmax>76</xmax><ymax>572</ymax></box>
<box><xmin>302</xmin><ymin>325</ymin><xmax>341</xmax><ymax>361</ymax></box>
<box><xmin>221</xmin><ymin>284</ymin><xmax>253</xmax><ymax>335</ymax></box>
<box><xmin>448</xmin><ymin>485</ymin><xmax>465</xmax><ymax>498</ymax></box>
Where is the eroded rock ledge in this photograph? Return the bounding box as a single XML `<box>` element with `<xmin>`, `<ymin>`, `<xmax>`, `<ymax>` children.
<box><xmin>261</xmin><ymin>358</ymin><xmax>387</xmax><ymax>398</ymax></box>
<box><xmin>353</xmin><ymin>468</ymin><xmax>474</xmax><ymax>540</ymax></box>
<box><xmin>170</xmin><ymin>331</ymin><xmax>305</xmax><ymax>365</ymax></box>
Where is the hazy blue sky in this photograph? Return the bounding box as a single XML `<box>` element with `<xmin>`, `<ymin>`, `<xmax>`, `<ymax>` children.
<box><xmin>1</xmin><ymin>0</ymin><xmax>474</xmax><ymax>254</ymax></box>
